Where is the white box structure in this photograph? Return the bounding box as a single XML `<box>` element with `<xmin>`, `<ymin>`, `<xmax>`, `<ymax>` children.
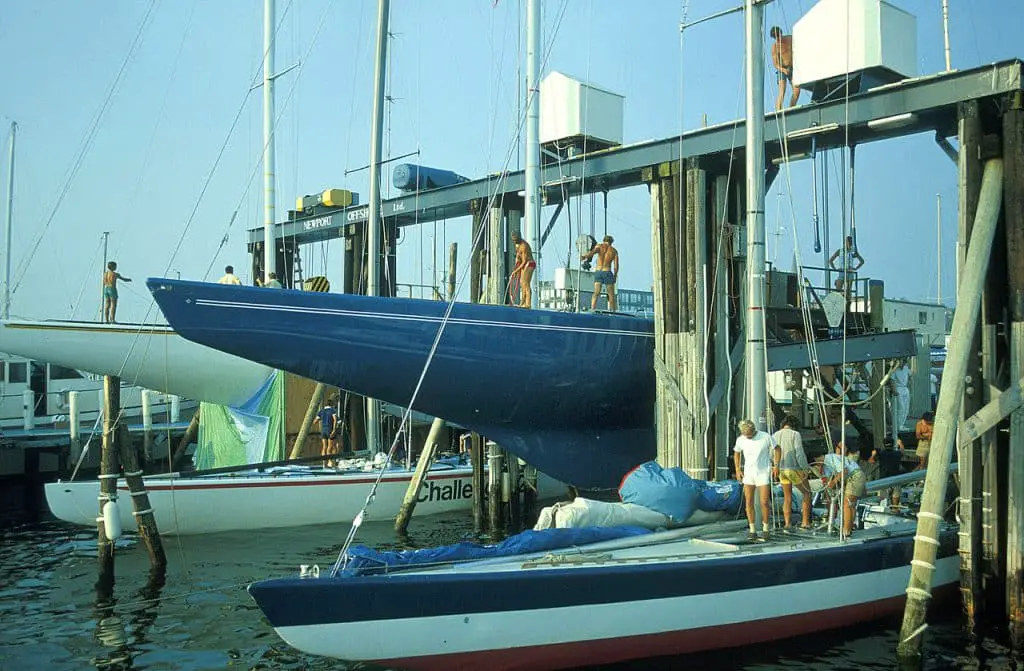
<box><xmin>540</xmin><ymin>71</ymin><xmax>624</xmax><ymax>148</ymax></box>
<box><xmin>792</xmin><ymin>0</ymin><xmax>917</xmax><ymax>90</ymax></box>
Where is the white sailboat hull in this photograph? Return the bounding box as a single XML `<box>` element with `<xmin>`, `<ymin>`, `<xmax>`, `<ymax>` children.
<box><xmin>0</xmin><ymin>319</ymin><xmax>273</xmax><ymax>407</ymax></box>
<box><xmin>45</xmin><ymin>465</ymin><xmax>565</xmax><ymax>535</ymax></box>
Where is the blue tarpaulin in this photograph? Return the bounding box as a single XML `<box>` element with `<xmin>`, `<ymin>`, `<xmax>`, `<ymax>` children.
<box><xmin>619</xmin><ymin>461</ymin><xmax>703</xmax><ymax>524</ymax></box>
<box><xmin>341</xmin><ymin>526</ymin><xmax>651</xmax><ymax>576</ymax></box>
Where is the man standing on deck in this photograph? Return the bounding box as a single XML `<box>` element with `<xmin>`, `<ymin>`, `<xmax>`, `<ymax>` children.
<box><xmin>889</xmin><ymin>359</ymin><xmax>912</xmax><ymax>432</ymax></box>
<box><xmin>312</xmin><ymin>400</ymin><xmax>338</xmax><ymax>467</ymax></box>
<box><xmin>218</xmin><ymin>265</ymin><xmax>242</xmax><ymax>285</ymax></box>
<box><xmin>263</xmin><ymin>272</ymin><xmax>283</xmax><ymax>289</ymax></box>
<box><xmin>828</xmin><ymin>236</ymin><xmax>865</xmax><ymax>292</ymax></box>
<box><xmin>734</xmin><ymin>419</ymin><xmax>775</xmax><ymax>542</ymax></box>
<box><xmin>581</xmin><ymin>235</ymin><xmax>619</xmax><ymax>311</ymax></box>
<box><xmin>772</xmin><ymin>415</ymin><xmax>812</xmax><ymax>531</ymax></box>
<box><xmin>102</xmin><ymin>261</ymin><xmax>131</xmax><ymax>324</ymax></box>
<box><xmin>770</xmin><ymin>26</ymin><xmax>802</xmax><ymax>110</ymax></box>
<box><xmin>510</xmin><ymin>231</ymin><xmax>535</xmax><ymax>309</ymax></box>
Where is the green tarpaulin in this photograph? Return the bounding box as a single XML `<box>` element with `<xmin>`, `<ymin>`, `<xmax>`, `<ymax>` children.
<box><xmin>194</xmin><ymin>371</ymin><xmax>284</xmax><ymax>470</ymax></box>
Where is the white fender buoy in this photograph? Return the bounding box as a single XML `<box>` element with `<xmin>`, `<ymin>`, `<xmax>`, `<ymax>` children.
<box><xmin>102</xmin><ymin>500</ymin><xmax>122</xmax><ymax>541</ymax></box>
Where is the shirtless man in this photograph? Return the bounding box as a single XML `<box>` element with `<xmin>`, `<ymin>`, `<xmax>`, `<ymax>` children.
<box><xmin>770</xmin><ymin>26</ymin><xmax>801</xmax><ymax>110</ymax></box>
<box><xmin>510</xmin><ymin>231</ymin><xmax>535</xmax><ymax>308</ymax></box>
<box><xmin>102</xmin><ymin>261</ymin><xmax>131</xmax><ymax>323</ymax></box>
<box><xmin>581</xmin><ymin>235</ymin><xmax>619</xmax><ymax>311</ymax></box>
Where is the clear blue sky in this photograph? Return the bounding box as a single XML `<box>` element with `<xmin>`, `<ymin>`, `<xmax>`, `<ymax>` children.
<box><xmin>0</xmin><ymin>0</ymin><xmax>1019</xmax><ymax>322</ymax></box>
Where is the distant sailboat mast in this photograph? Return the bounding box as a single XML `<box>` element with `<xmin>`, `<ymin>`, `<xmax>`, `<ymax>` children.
<box><xmin>3</xmin><ymin>120</ymin><xmax>16</xmax><ymax>319</ymax></box>
<box><xmin>365</xmin><ymin>0</ymin><xmax>391</xmax><ymax>453</ymax></box>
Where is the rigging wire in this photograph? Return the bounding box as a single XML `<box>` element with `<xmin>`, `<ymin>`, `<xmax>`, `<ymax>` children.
<box><xmin>12</xmin><ymin>0</ymin><xmax>159</xmax><ymax>297</ymax></box>
<box><xmin>330</xmin><ymin>1</ymin><xmax>576</xmax><ymax>574</ymax></box>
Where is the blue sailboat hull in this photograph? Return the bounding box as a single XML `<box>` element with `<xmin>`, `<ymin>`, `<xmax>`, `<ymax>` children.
<box><xmin>147</xmin><ymin>279</ymin><xmax>656</xmax><ymax>487</ymax></box>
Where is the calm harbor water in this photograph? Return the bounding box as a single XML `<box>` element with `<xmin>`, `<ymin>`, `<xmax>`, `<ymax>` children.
<box><xmin>0</xmin><ymin>482</ymin><xmax>1018</xmax><ymax>671</ymax></box>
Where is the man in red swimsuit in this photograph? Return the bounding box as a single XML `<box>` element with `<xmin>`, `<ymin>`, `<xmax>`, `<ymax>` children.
<box><xmin>510</xmin><ymin>231</ymin><xmax>536</xmax><ymax>309</ymax></box>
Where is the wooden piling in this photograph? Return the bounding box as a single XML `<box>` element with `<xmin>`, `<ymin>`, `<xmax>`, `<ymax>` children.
<box><xmin>394</xmin><ymin>417</ymin><xmax>445</xmax><ymax>534</ymax></box>
<box><xmin>649</xmin><ymin>165</ymin><xmax>683</xmax><ymax>469</ymax></box>
<box><xmin>487</xmin><ymin>440</ymin><xmax>505</xmax><ymax>540</ymax></box>
<box><xmin>1003</xmin><ymin>91</ymin><xmax>1024</xmax><ymax>648</ymax></box>
<box><xmin>68</xmin><ymin>390</ymin><xmax>82</xmax><ymax>465</ymax></box>
<box><xmin>711</xmin><ymin>174</ymin><xmax>733</xmax><ymax>480</ymax></box>
<box><xmin>470</xmin><ymin>432</ymin><xmax>486</xmax><ymax>534</ymax></box>
<box><xmin>469</xmin><ymin>203</ymin><xmax>485</xmax><ymax>304</ymax></box>
<box><xmin>115</xmin><ymin>421</ymin><xmax>165</xmax><ymax>567</ymax></box>
<box><xmin>290</xmin><ymin>382</ymin><xmax>325</xmax><ymax>459</ymax></box>
<box><xmin>897</xmin><ymin>158</ymin><xmax>1003</xmax><ymax>661</ymax></box>
<box><xmin>447</xmin><ymin>242</ymin><xmax>458</xmax><ymax>300</ymax></box>
<box><xmin>956</xmin><ymin>100</ymin><xmax>986</xmax><ymax>629</ymax></box>
<box><xmin>141</xmin><ymin>390</ymin><xmax>153</xmax><ymax>466</ymax></box>
<box><xmin>97</xmin><ymin>376</ymin><xmax>120</xmax><ymax>573</ymax></box>
<box><xmin>507</xmin><ymin>453</ymin><xmax>522</xmax><ymax>532</ymax></box>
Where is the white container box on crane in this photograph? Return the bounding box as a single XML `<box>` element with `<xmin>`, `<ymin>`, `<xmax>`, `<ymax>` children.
<box><xmin>792</xmin><ymin>0</ymin><xmax>916</xmax><ymax>96</ymax></box>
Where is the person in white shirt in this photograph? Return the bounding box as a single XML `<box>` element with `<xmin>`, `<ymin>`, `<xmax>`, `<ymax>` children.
<box><xmin>772</xmin><ymin>415</ymin><xmax>812</xmax><ymax>531</ymax></box>
<box><xmin>889</xmin><ymin>360</ymin><xmax>912</xmax><ymax>432</ymax></box>
<box><xmin>218</xmin><ymin>265</ymin><xmax>242</xmax><ymax>285</ymax></box>
<box><xmin>733</xmin><ymin>419</ymin><xmax>775</xmax><ymax>542</ymax></box>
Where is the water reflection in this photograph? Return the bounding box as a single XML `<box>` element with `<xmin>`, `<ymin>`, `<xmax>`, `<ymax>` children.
<box><xmin>90</xmin><ymin>563</ymin><xmax>166</xmax><ymax>670</ymax></box>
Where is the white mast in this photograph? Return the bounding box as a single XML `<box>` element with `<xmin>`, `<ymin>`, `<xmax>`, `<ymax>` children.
<box><xmin>524</xmin><ymin>0</ymin><xmax>541</xmax><ymax>307</ymax></box>
<box><xmin>262</xmin><ymin>0</ymin><xmax>276</xmax><ymax>284</ymax></box>
<box><xmin>744</xmin><ymin>0</ymin><xmax>767</xmax><ymax>429</ymax></box>
<box><xmin>942</xmin><ymin>0</ymin><xmax>952</xmax><ymax>71</ymax></box>
<box><xmin>3</xmin><ymin>121</ymin><xmax>15</xmax><ymax>319</ymax></box>
<box><xmin>365</xmin><ymin>0</ymin><xmax>391</xmax><ymax>453</ymax></box>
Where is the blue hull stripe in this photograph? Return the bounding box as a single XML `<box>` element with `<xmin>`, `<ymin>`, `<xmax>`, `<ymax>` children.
<box><xmin>248</xmin><ymin>532</ymin><xmax>956</xmax><ymax>628</ymax></box>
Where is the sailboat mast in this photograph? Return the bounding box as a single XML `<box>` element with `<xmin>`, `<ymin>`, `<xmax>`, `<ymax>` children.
<box><xmin>365</xmin><ymin>0</ymin><xmax>391</xmax><ymax>453</ymax></box>
<box><xmin>524</xmin><ymin>0</ymin><xmax>541</xmax><ymax>307</ymax></box>
<box><xmin>937</xmin><ymin>193</ymin><xmax>942</xmax><ymax>305</ymax></box>
<box><xmin>3</xmin><ymin>120</ymin><xmax>15</xmax><ymax>320</ymax></box>
<box><xmin>744</xmin><ymin>0</ymin><xmax>767</xmax><ymax>429</ymax></box>
<box><xmin>262</xmin><ymin>0</ymin><xmax>276</xmax><ymax>284</ymax></box>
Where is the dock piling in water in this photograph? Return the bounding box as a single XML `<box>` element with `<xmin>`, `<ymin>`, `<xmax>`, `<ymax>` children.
<box><xmin>1004</xmin><ymin>91</ymin><xmax>1024</xmax><ymax>649</ymax></box>
<box><xmin>394</xmin><ymin>416</ymin><xmax>445</xmax><ymax>534</ymax></box>
<box><xmin>897</xmin><ymin>157</ymin><xmax>1004</xmax><ymax>661</ymax></box>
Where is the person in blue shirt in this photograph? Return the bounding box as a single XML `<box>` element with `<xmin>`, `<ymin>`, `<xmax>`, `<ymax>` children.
<box><xmin>823</xmin><ymin>440</ymin><xmax>867</xmax><ymax>537</ymax></box>
<box><xmin>312</xmin><ymin>400</ymin><xmax>338</xmax><ymax>467</ymax></box>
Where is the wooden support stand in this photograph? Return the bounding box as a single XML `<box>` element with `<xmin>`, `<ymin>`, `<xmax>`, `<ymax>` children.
<box><xmin>897</xmin><ymin>158</ymin><xmax>1003</xmax><ymax>661</ymax></box>
<box><xmin>97</xmin><ymin>377</ymin><xmax>120</xmax><ymax>574</ymax></box>
<box><xmin>115</xmin><ymin>421</ymin><xmax>166</xmax><ymax>568</ymax></box>
<box><xmin>291</xmin><ymin>382</ymin><xmax>325</xmax><ymax>460</ymax></box>
<box><xmin>171</xmin><ymin>408</ymin><xmax>200</xmax><ymax>471</ymax></box>
<box><xmin>956</xmin><ymin>100</ymin><xmax>987</xmax><ymax>630</ymax></box>
<box><xmin>394</xmin><ymin>417</ymin><xmax>445</xmax><ymax>534</ymax></box>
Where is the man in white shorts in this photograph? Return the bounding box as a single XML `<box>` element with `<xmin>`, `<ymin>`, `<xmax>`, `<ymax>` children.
<box><xmin>733</xmin><ymin>418</ymin><xmax>775</xmax><ymax>542</ymax></box>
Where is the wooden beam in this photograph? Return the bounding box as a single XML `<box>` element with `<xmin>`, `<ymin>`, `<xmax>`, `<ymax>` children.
<box><xmin>898</xmin><ymin>157</ymin><xmax>1004</xmax><ymax>661</ymax></box>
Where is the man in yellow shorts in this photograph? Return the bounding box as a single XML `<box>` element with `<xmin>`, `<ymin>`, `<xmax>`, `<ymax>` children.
<box><xmin>772</xmin><ymin>415</ymin><xmax>812</xmax><ymax>531</ymax></box>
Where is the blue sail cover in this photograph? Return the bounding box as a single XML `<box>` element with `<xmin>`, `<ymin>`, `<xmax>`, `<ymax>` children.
<box><xmin>620</xmin><ymin>461</ymin><xmax>743</xmax><ymax>521</ymax></box>
<box><xmin>340</xmin><ymin>527</ymin><xmax>651</xmax><ymax>577</ymax></box>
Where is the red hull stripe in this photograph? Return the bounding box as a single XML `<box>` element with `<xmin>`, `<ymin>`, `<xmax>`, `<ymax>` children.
<box><xmin>376</xmin><ymin>588</ymin><xmax>956</xmax><ymax>671</ymax></box>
